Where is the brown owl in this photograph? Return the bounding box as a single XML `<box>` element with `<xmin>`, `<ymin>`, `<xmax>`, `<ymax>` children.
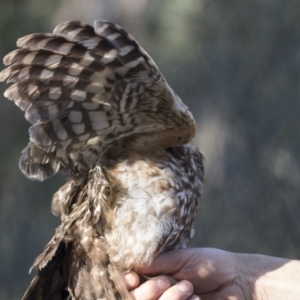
<box><xmin>0</xmin><ymin>20</ymin><xmax>204</xmax><ymax>300</ymax></box>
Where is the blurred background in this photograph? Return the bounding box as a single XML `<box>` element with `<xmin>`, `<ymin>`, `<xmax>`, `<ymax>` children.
<box><xmin>1</xmin><ymin>0</ymin><xmax>300</xmax><ymax>298</ymax></box>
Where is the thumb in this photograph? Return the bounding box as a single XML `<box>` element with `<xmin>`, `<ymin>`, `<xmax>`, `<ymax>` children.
<box><xmin>135</xmin><ymin>249</ymin><xmax>190</xmax><ymax>276</ymax></box>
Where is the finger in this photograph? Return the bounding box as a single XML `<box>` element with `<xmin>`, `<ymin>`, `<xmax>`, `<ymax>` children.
<box><xmin>124</xmin><ymin>271</ymin><xmax>140</xmax><ymax>290</ymax></box>
<box><xmin>131</xmin><ymin>276</ymin><xmax>172</xmax><ymax>300</ymax></box>
<box><xmin>158</xmin><ymin>280</ymin><xmax>195</xmax><ymax>300</ymax></box>
<box><xmin>136</xmin><ymin>249</ymin><xmax>192</xmax><ymax>276</ymax></box>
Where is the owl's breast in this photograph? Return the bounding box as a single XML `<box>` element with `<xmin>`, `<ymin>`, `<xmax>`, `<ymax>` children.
<box><xmin>104</xmin><ymin>146</ymin><xmax>203</xmax><ymax>269</ymax></box>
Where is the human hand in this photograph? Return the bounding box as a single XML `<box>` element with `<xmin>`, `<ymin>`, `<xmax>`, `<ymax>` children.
<box><xmin>125</xmin><ymin>247</ymin><xmax>300</xmax><ymax>300</ymax></box>
<box><xmin>124</xmin><ymin>248</ymin><xmax>245</xmax><ymax>300</ymax></box>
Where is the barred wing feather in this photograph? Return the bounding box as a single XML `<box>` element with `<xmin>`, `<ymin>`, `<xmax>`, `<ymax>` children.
<box><xmin>0</xmin><ymin>20</ymin><xmax>195</xmax><ymax>181</ymax></box>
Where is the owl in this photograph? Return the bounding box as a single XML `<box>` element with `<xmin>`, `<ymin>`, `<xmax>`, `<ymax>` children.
<box><xmin>0</xmin><ymin>20</ymin><xmax>204</xmax><ymax>300</ymax></box>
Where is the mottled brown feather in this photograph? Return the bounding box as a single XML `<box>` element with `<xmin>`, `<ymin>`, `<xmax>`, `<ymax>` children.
<box><xmin>1</xmin><ymin>20</ymin><xmax>204</xmax><ymax>300</ymax></box>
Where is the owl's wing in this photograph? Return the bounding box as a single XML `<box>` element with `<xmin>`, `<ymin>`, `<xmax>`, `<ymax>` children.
<box><xmin>0</xmin><ymin>20</ymin><xmax>195</xmax><ymax>181</ymax></box>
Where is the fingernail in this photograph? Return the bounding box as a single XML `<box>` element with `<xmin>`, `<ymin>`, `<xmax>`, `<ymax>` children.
<box><xmin>189</xmin><ymin>296</ymin><xmax>200</xmax><ymax>300</ymax></box>
<box><xmin>178</xmin><ymin>280</ymin><xmax>193</xmax><ymax>294</ymax></box>
<box><xmin>157</xmin><ymin>276</ymin><xmax>170</xmax><ymax>289</ymax></box>
<box><xmin>124</xmin><ymin>273</ymin><xmax>136</xmax><ymax>286</ymax></box>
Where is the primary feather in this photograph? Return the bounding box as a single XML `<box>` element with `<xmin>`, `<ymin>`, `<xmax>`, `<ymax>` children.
<box><xmin>1</xmin><ymin>20</ymin><xmax>195</xmax><ymax>181</ymax></box>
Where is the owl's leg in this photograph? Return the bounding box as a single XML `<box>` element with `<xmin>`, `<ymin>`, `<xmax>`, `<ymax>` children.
<box><xmin>63</xmin><ymin>228</ymin><xmax>132</xmax><ymax>300</ymax></box>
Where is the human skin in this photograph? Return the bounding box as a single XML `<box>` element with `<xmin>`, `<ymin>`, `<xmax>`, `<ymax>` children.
<box><xmin>124</xmin><ymin>248</ymin><xmax>300</xmax><ymax>300</ymax></box>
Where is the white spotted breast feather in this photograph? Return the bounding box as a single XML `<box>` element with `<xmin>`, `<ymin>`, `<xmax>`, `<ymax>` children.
<box><xmin>0</xmin><ymin>20</ymin><xmax>196</xmax><ymax>181</ymax></box>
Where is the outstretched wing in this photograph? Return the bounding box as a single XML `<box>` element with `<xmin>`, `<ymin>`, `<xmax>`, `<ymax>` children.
<box><xmin>0</xmin><ymin>20</ymin><xmax>195</xmax><ymax>181</ymax></box>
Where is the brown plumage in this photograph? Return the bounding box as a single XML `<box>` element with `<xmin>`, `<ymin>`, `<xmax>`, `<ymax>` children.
<box><xmin>0</xmin><ymin>20</ymin><xmax>204</xmax><ymax>299</ymax></box>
